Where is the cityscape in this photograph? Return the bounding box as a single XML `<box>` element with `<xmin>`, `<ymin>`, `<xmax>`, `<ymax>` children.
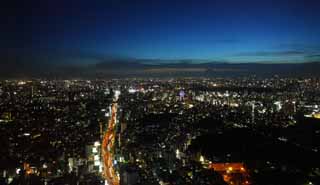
<box><xmin>1</xmin><ymin>0</ymin><xmax>320</xmax><ymax>184</ymax></box>
<box><xmin>0</xmin><ymin>78</ymin><xmax>319</xmax><ymax>184</ymax></box>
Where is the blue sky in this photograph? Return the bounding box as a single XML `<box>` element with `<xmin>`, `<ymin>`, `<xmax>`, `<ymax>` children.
<box><xmin>2</xmin><ymin>0</ymin><xmax>320</xmax><ymax>63</ymax></box>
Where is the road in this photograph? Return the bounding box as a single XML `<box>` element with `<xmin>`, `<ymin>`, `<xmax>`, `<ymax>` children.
<box><xmin>102</xmin><ymin>103</ymin><xmax>120</xmax><ymax>185</ymax></box>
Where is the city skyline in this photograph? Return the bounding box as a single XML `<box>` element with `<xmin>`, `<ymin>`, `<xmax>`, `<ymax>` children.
<box><xmin>1</xmin><ymin>1</ymin><xmax>320</xmax><ymax>185</ymax></box>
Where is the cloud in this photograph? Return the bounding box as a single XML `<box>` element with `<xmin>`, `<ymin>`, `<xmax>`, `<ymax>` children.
<box><xmin>275</xmin><ymin>43</ymin><xmax>320</xmax><ymax>51</ymax></box>
<box><xmin>305</xmin><ymin>54</ymin><xmax>320</xmax><ymax>60</ymax></box>
<box><xmin>234</xmin><ymin>50</ymin><xmax>306</xmax><ymax>57</ymax></box>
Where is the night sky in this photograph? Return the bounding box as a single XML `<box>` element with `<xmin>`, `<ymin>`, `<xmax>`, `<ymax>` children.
<box><xmin>2</xmin><ymin>0</ymin><xmax>320</xmax><ymax>64</ymax></box>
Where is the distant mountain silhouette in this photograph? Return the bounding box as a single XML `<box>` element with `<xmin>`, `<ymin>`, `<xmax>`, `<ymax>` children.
<box><xmin>0</xmin><ymin>56</ymin><xmax>319</xmax><ymax>79</ymax></box>
<box><xmin>89</xmin><ymin>60</ymin><xmax>320</xmax><ymax>78</ymax></box>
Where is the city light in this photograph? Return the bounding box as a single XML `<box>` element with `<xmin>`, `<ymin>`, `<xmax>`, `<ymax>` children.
<box><xmin>16</xmin><ymin>168</ymin><xmax>21</xmax><ymax>174</ymax></box>
<box><xmin>92</xmin><ymin>147</ymin><xmax>98</xmax><ymax>153</ymax></box>
<box><xmin>1</xmin><ymin>77</ymin><xmax>319</xmax><ymax>184</ymax></box>
<box><xmin>94</xmin><ymin>141</ymin><xmax>101</xmax><ymax>147</ymax></box>
<box><xmin>1</xmin><ymin>0</ymin><xmax>319</xmax><ymax>183</ymax></box>
<box><xmin>94</xmin><ymin>161</ymin><xmax>101</xmax><ymax>166</ymax></box>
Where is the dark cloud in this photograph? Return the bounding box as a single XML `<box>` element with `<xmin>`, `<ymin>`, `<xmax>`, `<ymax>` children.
<box><xmin>305</xmin><ymin>54</ymin><xmax>320</xmax><ymax>59</ymax></box>
<box><xmin>276</xmin><ymin>43</ymin><xmax>320</xmax><ymax>51</ymax></box>
<box><xmin>234</xmin><ymin>50</ymin><xmax>306</xmax><ymax>57</ymax></box>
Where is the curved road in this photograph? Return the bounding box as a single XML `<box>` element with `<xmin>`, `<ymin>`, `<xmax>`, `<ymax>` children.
<box><xmin>102</xmin><ymin>103</ymin><xmax>119</xmax><ymax>185</ymax></box>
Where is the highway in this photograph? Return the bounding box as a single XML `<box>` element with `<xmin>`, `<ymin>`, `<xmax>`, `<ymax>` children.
<box><xmin>102</xmin><ymin>102</ymin><xmax>120</xmax><ymax>185</ymax></box>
